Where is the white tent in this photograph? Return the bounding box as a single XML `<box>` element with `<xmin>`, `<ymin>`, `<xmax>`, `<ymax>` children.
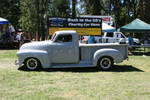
<box><xmin>102</xmin><ymin>23</ymin><xmax>116</xmax><ymax>32</ymax></box>
<box><xmin>0</xmin><ymin>17</ymin><xmax>9</xmax><ymax>24</ymax></box>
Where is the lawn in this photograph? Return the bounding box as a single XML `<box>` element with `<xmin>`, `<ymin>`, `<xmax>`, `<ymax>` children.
<box><xmin>0</xmin><ymin>50</ymin><xmax>150</xmax><ymax>100</ymax></box>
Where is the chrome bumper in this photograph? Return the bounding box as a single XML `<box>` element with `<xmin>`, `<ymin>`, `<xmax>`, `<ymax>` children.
<box><xmin>15</xmin><ymin>60</ymin><xmax>19</xmax><ymax>65</ymax></box>
<box><xmin>15</xmin><ymin>60</ymin><xmax>24</xmax><ymax>66</ymax></box>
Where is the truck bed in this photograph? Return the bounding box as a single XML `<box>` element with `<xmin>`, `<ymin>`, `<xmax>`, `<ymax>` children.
<box><xmin>79</xmin><ymin>43</ymin><xmax>128</xmax><ymax>62</ymax></box>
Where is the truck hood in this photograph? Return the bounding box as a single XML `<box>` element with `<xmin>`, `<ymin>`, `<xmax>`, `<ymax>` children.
<box><xmin>20</xmin><ymin>40</ymin><xmax>52</xmax><ymax>50</ymax></box>
<box><xmin>133</xmin><ymin>38</ymin><xmax>140</xmax><ymax>43</ymax></box>
<box><xmin>125</xmin><ymin>38</ymin><xmax>140</xmax><ymax>43</ymax></box>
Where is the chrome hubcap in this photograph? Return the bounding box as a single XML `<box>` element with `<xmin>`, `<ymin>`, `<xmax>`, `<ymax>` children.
<box><xmin>26</xmin><ymin>58</ymin><xmax>38</xmax><ymax>70</ymax></box>
<box><xmin>100</xmin><ymin>58</ymin><xmax>111</xmax><ymax>69</ymax></box>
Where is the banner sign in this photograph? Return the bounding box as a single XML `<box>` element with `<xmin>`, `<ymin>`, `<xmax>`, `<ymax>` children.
<box><xmin>80</xmin><ymin>15</ymin><xmax>113</xmax><ymax>25</ymax></box>
<box><xmin>48</xmin><ymin>17</ymin><xmax>102</xmax><ymax>35</ymax></box>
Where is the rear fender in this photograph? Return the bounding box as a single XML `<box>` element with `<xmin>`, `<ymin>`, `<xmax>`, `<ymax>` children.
<box><xmin>93</xmin><ymin>49</ymin><xmax>123</xmax><ymax>66</ymax></box>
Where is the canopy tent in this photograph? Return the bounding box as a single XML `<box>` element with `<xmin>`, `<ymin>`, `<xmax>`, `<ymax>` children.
<box><xmin>0</xmin><ymin>17</ymin><xmax>9</xmax><ymax>24</ymax></box>
<box><xmin>119</xmin><ymin>18</ymin><xmax>150</xmax><ymax>33</ymax></box>
<box><xmin>102</xmin><ymin>23</ymin><xmax>116</xmax><ymax>32</ymax></box>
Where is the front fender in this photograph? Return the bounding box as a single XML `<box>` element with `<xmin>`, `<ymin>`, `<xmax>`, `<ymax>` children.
<box><xmin>17</xmin><ymin>50</ymin><xmax>50</xmax><ymax>68</ymax></box>
<box><xmin>93</xmin><ymin>48</ymin><xmax>123</xmax><ymax>66</ymax></box>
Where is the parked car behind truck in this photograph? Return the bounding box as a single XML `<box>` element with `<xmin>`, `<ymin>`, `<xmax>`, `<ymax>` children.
<box><xmin>82</xmin><ymin>32</ymin><xmax>140</xmax><ymax>45</ymax></box>
<box><xmin>101</xmin><ymin>32</ymin><xmax>140</xmax><ymax>44</ymax></box>
<box><xmin>16</xmin><ymin>30</ymin><xmax>128</xmax><ymax>71</ymax></box>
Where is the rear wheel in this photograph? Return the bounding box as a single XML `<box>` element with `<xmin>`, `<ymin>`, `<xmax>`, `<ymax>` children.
<box><xmin>97</xmin><ymin>56</ymin><xmax>113</xmax><ymax>70</ymax></box>
<box><xmin>24</xmin><ymin>58</ymin><xmax>41</xmax><ymax>70</ymax></box>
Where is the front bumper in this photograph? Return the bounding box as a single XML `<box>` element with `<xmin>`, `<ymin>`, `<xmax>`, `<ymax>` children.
<box><xmin>15</xmin><ymin>59</ymin><xmax>24</xmax><ymax>66</ymax></box>
<box><xmin>15</xmin><ymin>60</ymin><xmax>19</xmax><ymax>65</ymax></box>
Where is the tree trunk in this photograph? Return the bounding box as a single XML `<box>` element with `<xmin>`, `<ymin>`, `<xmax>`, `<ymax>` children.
<box><xmin>72</xmin><ymin>0</ymin><xmax>76</xmax><ymax>17</ymax></box>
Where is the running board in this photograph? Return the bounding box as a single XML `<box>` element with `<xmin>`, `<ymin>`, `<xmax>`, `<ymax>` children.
<box><xmin>51</xmin><ymin>61</ymin><xmax>94</xmax><ymax>68</ymax></box>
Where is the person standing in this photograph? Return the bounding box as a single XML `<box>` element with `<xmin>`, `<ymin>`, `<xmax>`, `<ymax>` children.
<box><xmin>128</xmin><ymin>34</ymin><xmax>134</xmax><ymax>45</ymax></box>
<box><xmin>8</xmin><ymin>23</ymin><xmax>16</xmax><ymax>41</ymax></box>
<box><xmin>87</xmin><ymin>36</ymin><xmax>95</xmax><ymax>44</ymax></box>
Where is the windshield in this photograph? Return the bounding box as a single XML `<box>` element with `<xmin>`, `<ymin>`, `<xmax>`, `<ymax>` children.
<box><xmin>51</xmin><ymin>33</ymin><xmax>56</xmax><ymax>41</ymax></box>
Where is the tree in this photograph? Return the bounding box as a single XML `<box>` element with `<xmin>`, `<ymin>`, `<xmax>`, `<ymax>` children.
<box><xmin>37</xmin><ymin>0</ymin><xmax>49</xmax><ymax>40</ymax></box>
<box><xmin>19</xmin><ymin>0</ymin><xmax>38</xmax><ymax>33</ymax></box>
<box><xmin>19</xmin><ymin>0</ymin><xmax>50</xmax><ymax>40</ymax></box>
<box><xmin>48</xmin><ymin>0</ymin><xmax>71</xmax><ymax>17</ymax></box>
<box><xmin>137</xmin><ymin>0</ymin><xmax>150</xmax><ymax>23</ymax></box>
<box><xmin>109</xmin><ymin>0</ymin><xmax>139</xmax><ymax>27</ymax></box>
<box><xmin>0</xmin><ymin>0</ymin><xmax>20</xmax><ymax>27</ymax></box>
<box><xmin>19</xmin><ymin>0</ymin><xmax>71</xmax><ymax>40</ymax></box>
<box><xmin>80</xmin><ymin>0</ymin><xmax>106</xmax><ymax>15</ymax></box>
<box><xmin>72</xmin><ymin>0</ymin><xmax>77</xmax><ymax>17</ymax></box>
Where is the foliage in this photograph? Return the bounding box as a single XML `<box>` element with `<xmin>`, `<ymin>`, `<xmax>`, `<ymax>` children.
<box><xmin>80</xmin><ymin>0</ymin><xmax>106</xmax><ymax>15</ymax></box>
<box><xmin>0</xmin><ymin>0</ymin><xmax>20</xmax><ymax>27</ymax></box>
<box><xmin>48</xmin><ymin>0</ymin><xmax>71</xmax><ymax>17</ymax></box>
<box><xmin>19</xmin><ymin>0</ymin><xmax>38</xmax><ymax>32</ymax></box>
<box><xmin>72</xmin><ymin>0</ymin><xmax>77</xmax><ymax>17</ymax></box>
<box><xmin>19</xmin><ymin>0</ymin><xmax>49</xmax><ymax>40</ymax></box>
<box><xmin>110</xmin><ymin>0</ymin><xmax>139</xmax><ymax>27</ymax></box>
<box><xmin>19</xmin><ymin>0</ymin><xmax>71</xmax><ymax>40</ymax></box>
<box><xmin>137</xmin><ymin>0</ymin><xmax>150</xmax><ymax>24</ymax></box>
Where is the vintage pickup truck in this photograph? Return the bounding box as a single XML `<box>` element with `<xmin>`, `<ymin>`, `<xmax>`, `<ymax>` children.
<box><xmin>16</xmin><ymin>30</ymin><xmax>128</xmax><ymax>70</ymax></box>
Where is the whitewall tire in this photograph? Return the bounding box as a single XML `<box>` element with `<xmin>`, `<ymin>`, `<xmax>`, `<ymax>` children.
<box><xmin>25</xmin><ymin>58</ymin><xmax>40</xmax><ymax>70</ymax></box>
<box><xmin>98</xmin><ymin>56</ymin><xmax>113</xmax><ymax>70</ymax></box>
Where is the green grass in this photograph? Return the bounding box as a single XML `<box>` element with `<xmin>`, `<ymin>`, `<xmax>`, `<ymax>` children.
<box><xmin>0</xmin><ymin>50</ymin><xmax>150</xmax><ymax>100</ymax></box>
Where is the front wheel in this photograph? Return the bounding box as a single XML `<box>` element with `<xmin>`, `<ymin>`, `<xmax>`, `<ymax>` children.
<box><xmin>24</xmin><ymin>58</ymin><xmax>41</xmax><ymax>70</ymax></box>
<box><xmin>97</xmin><ymin>56</ymin><xmax>113</xmax><ymax>70</ymax></box>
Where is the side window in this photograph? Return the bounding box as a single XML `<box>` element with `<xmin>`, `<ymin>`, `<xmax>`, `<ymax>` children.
<box><xmin>106</xmin><ymin>32</ymin><xmax>113</xmax><ymax>37</ymax></box>
<box><xmin>56</xmin><ymin>34</ymin><xmax>72</xmax><ymax>42</ymax></box>
<box><xmin>115</xmin><ymin>33</ymin><xmax>125</xmax><ymax>38</ymax></box>
<box><xmin>121</xmin><ymin>34</ymin><xmax>125</xmax><ymax>38</ymax></box>
<box><xmin>116</xmin><ymin>33</ymin><xmax>121</xmax><ymax>38</ymax></box>
<box><xmin>51</xmin><ymin>33</ymin><xmax>56</xmax><ymax>41</ymax></box>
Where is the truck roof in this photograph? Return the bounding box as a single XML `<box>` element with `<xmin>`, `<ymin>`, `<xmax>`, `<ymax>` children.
<box><xmin>55</xmin><ymin>30</ymin><xmax>77</xmax><ymax>35</ymax></box>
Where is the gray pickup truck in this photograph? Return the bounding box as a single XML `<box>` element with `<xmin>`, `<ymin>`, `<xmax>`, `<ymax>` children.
<box><xmin>16</xmin><ymin>30</ymin><xmax>128</xmax><ymax>70</ymax></box>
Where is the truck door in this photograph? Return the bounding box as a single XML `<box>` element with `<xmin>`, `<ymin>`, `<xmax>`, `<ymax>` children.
<box><xmin>52</xmin><ymin>34</ymin><xmax>79</xmax><ymax>64</ymax></box>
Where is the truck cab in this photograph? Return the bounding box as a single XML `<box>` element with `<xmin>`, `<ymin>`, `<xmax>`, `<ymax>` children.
<box><xmin>17</xmin><ymin>30</ymin><xmax>128</xmax><ymax>71</ymax></box>
<box><xmin>48</xmin><ymin>31</ymin><xmax>79</xmax><ymax>64</ymax></box>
